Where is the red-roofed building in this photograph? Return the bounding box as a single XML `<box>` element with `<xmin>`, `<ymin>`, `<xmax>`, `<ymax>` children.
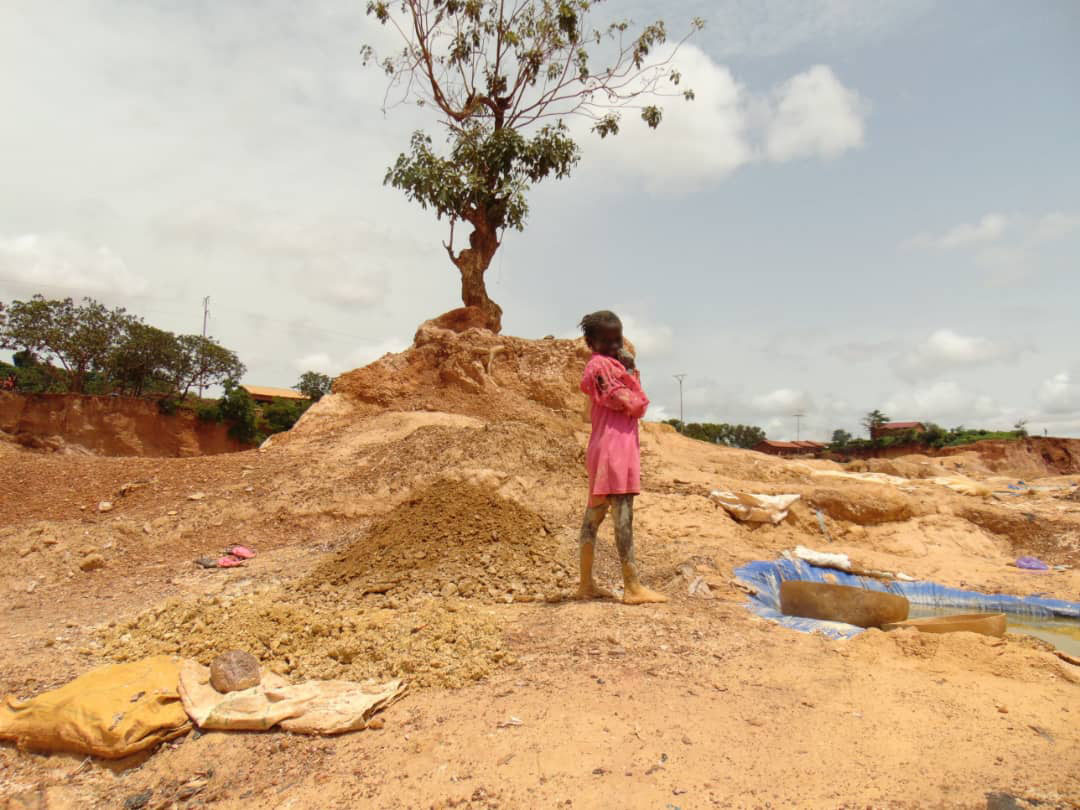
<box><xmin>870</xmin><ymin>421</ymin><xmax>926</xmax><ymax>440</ymax></box>
<box><xmin>753</xmin><ymin>439</ymin><xmax>824</xmax><ymax>457</ymax></box>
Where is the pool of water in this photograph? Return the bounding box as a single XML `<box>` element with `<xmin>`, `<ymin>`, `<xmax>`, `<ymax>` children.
<box><xmin>907</xmin><ymin>604</ymin><xmax>1080</xmax><ymax>657</ymax></box>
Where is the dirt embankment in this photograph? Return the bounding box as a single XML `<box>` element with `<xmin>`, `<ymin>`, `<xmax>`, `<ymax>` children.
<box><xmin>0</xmin><ymin>392</ymin><xmax>248</xmax><ymax>457</ymax></box>
<box><xmin>835</xmin><ymin>437</ymin><xmax>1080</xmax><ymax>478</ymax></box>
<box><xmin>938</xmin><ymin>437</ymin><xmax>1080</xmax><ymax>477</ymax></box>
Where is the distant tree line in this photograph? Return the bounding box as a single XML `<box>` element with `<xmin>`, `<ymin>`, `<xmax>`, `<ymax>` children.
<box><xmin>828</xmin><ymin>409</ymin><xmax>1029</xmax><ymax>452</ymax></box>
<box><xmin>0</xmin><ymin>296</ymin><xmax>340</xmax><ymax>447</ymax></box>
<box><xmin>664</xmin><ymin>419</ymin><xmax>766</xmax><ymax>449</ymax></box>
<box><xmin>0</xmin><ymin>295</ymin><xmax>244</xmax><ymax>398</ymax></box>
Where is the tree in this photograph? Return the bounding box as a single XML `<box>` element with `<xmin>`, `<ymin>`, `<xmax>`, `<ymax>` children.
<box><xmin>364</xmin><ymin>1</ymin><xmax>703</xmax><ymax>331</ymax></box>
<box><xmin>109</xmin><ymin>321</ymin><xmax>176</xmax><ymax>396</ymax></box>
<box><xmin>921</xmin><ymin>422</ymin><xmax>946</xmax><ymax>447</ymax></box>
<box><xmin>830</xmin><ymin>429</ymin><xmax>853</xmax><ymax>448</ymax></box>
<box><xmin>217</xmin><ymin>380</ymin><xmax>258</xmax><ymax>443</ymax></box>
<box><xmin>294</xmin><ymin>371</ymin><xmax>333</xmax><ymax>402</ymax></box>
<box><xmin>0</xmin><ymin>297</ymin><xmax>50</xmax><ymax>362</ymax></box>
<box><xmin>0</xmin><ymin>296</ymin><xmax>129</xmax><ymax>393</ymax></box>
<box><xmin>1013</xmin><ymin>418</ymin><xmax>1029</xmax><ymax>438</ymax></box>
<box><xmin>861</xmin><ymin>409</ymin><xmax>889</xmax><ymax>438</ymax></box>
<box><xmin>726</xmin><ymin>424</ymin><xmax>766</xmax><ymax>449</ymax></box>
<box><xmin>165</xmin><ymin>335</ymin><xmax>246</xmax><ymax>398</ymax></box>
<box><xmin>663</xmin><ymin>419</ymin><xmax>765</xmax><ymax>448</ymax></box>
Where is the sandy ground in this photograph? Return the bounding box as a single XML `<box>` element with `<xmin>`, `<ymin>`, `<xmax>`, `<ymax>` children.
<box><xmin>2</xmin><ymin>327</ymin><xmax>1079</xmax><ymax>809</ymax></box>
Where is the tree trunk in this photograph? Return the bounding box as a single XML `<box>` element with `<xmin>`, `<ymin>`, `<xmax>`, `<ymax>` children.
<box><xmin>452</xmin><ymin>217</ymin><xmax>503</xmax><ymax>333</ymax></box>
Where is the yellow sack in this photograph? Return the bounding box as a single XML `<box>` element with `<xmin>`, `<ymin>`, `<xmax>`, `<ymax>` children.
<box><xmin>0</xmin><ymin>656</ymin><xmax>192</xmax><ymax>759</ymax></box>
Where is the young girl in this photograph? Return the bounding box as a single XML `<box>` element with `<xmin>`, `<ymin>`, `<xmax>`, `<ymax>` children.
<box><xmin>577</xmin><ymin>310</ymin><xmax>668</xmax><ymax>605</ymax></box>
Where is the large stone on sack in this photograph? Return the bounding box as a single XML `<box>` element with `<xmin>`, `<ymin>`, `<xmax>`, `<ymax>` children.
<box><xmin>779</xmin><ymin>581</ymin><xmax>908</xmax><ymax>628</ymax></box>
<box><xmin>209</xmin><ymin>650</ymin><xmax>261</xmax><ymax>693</ymax></box>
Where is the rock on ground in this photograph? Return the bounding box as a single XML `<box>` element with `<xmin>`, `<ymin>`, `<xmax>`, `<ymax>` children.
<box><xmin>209</xmin><ymin>650</ymin><xmax>261</xmax><ymax>693</ymax></box>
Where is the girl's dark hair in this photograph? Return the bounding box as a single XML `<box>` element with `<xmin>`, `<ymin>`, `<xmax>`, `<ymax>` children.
<box><xmin>578</xmin><ymin>310</ymin><xmax>622</xmax><ymax>344</ymax></box>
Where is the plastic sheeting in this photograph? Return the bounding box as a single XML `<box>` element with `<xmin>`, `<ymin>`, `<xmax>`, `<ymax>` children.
<box><xmin>734</xmin><ymin>558</ymin><xmax>1080</xmax><ymax>639</ymax></box>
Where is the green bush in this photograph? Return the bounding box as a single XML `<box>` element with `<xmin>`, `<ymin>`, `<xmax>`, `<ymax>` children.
<box><xmin>263</xmin><ymin>398</ymin><xmax>309</xmax><ymax>434</ymax></box>
<box><xmin>196</xmin><ymin>401</ymin><xmax>222</xmax><ymax>422</ymax></box>
<box><xmin>943</xmin><ymin>429</ymin><xmax>1024</xmax><ymax>447</ymax></box>
<box><xmin>0</xmin><ymin>354</ymin><xmax>62</xmax><ymax>394</ymax></box>
<box><xmin>219</xmin><ymin>381</ymin><xmax>257</xmax><ymax>443</ymax></box>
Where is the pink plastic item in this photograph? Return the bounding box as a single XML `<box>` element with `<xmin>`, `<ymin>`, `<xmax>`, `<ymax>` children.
<box><xmin>228</xmin><ymin>545</ymin><xmax>256</xmax><ymax>560</ymax></box>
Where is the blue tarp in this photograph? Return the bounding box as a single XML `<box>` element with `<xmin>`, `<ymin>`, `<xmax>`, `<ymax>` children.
<box><xmin>734</xmin><ymin>558</ymin><xmax>1080</xmax><ymax>639</ymax></box>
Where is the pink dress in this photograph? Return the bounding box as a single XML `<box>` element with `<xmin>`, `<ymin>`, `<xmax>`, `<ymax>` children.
<box><xmin>581</xmin><ymin>354</ymin><xmax>650</xmax><ymax>498</ymax></box>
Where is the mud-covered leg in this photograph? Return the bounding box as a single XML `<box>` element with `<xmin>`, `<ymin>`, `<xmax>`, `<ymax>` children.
<box><xmin>577</xmin><ymin>502</ymin><xmax>614</xmax><ymax>600</ymax></box>
<box><xmin>611</xmin><ymin>495</ymin><xmax>668</xmax><ymax>605</ymax></box>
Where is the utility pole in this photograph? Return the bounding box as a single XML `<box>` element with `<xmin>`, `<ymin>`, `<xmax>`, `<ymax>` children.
<box><xmin>673</xmin><ymin>374</ymin><xmax>687</xmax><ymax>428</ymax></box>
<box><xmin>793</xmin><ymin>412</ymin><xmax>805</xmax><ymax>441</ymax></box>
<box><xmin>197</xmin><ymin>296</ymin><xmax>210</xmax><ymax>399</ymax></box>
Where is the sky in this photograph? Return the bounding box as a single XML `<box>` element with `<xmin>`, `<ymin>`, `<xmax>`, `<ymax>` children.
<box><xmin>1</xmin><ymin>1</ymin><xmax>1078</xmax><ymax>440</ymax></box>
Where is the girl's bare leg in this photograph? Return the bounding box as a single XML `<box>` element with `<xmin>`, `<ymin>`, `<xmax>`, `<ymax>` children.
<box><xmin>610</xmin><ymin>495</ymin><xmax>668</xmax><ymax>605</ymax></box>
<box><xmin>577</xmin><ymin>500</ymin><xmax>614</xmax><ymax>600</ymax></box>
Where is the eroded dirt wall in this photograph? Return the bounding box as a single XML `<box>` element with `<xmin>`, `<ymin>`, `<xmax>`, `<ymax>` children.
<box><xmin>0</xmin><ymin>392</ymin><xmax>250</xmax><ymax>457</ymax></box>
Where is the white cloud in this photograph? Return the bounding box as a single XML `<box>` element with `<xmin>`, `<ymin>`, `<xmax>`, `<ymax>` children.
<box><xmin>347</xmin><ymin>337</ymin><xmax>410</xmax><ymax>368</ymax></box>
<box><xmin>621</xmin><ymin>315</ymin><xmax>674</xmax><ymax>357</ymax></box>
<box><xmin>884</xmin><ymin>380</ymin><xmax>1001</xmax><ymax>423</ymax></box>
<box><xmin>305</xmin><ymin>266</ymin><xmax>390</xmax><ymax>310</ymax></box>
<box><xmin>579</xmin><ymin>48</ymin><xmax>865</xmax><ymax>191</ymax></box>
<box><xmin>294</xmin><ymin>352</ymin><xmax>335</xmax><ymax>375</ymax></box>
<box><xmin>0</xmin><ymin>233</ymin><xmax>148</xmax><ymax>298</ymax></box>
<box><xmin>1033</xmin><ymin>211</ymin><xmax>1080</xmax><ymax>242</ymax></box>
<box><xmin>751</xmin><ymin>388</ymin><xmax>815</xmax><ymax>415</ymax></box>
<box><xmin>905</xmin><ymin>209</ymin><xmax>1080</xmax><ymax>287</ymax></box>
<box><xmin>1037</xmin><ymin>372</ymin><xmax>1080</xmax><ymax>415</ymax></box>
<box><xmin>829</xmin><ymin>338</ymin><xmax>900</xmax><ymax>364</ymax></box>
<box><xmin>646</xmin><ymin>404</ymin><xmax>673</xmax><ymax>423</ymax></box>
<box><xmin>685</xmin><ymin>0</ymin><xmax>934</xmax><ymax>57</ymax></box>
<box><xmin>892</xmin><ymin>328</ymin><xmax>1021</xmax><ymax>380</ymax></box>
<box><xmin>579</xmin><ymin>45</ymin><xmax>752</xmax><ymax>191</ymax></box>
<box><xmin>764</xmin><ymin>66</ymin><xmax>866</xmax><ymax>162</ymax></box>
<box><xmin>907</xmin><ymin>214</ymin><xmax>1009</xmax><ymax>250</ymax></box>
<box><xmin>158</xmin><ymin>203</ymin><xmax>422</xmax><ymax>312</ymax></box>
<box><xmin>293</xmin><ymin>336</ymin><xmax>409</xmax><ymax>377</ymax></box>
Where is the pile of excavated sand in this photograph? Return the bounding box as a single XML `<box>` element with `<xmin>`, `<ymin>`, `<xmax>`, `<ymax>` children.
<box><xmin>301</xmin><ymin>480</ymin><xmax>574</xmax><ymax>603</ymax></box>
<box><xmin>100</xmin><ymin>480</ymin><xmax>575</xmax><ymax>688</ymax></box>
<box><xmin>99</xmin><ymin>591</ymin><xmax>508</xmax><ymax>689</ymax></box>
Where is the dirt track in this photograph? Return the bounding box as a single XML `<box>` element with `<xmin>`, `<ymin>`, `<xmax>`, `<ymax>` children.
<box><xmin>1</xmin><ymin>325</ymin><xmax>1078</xmax><ymax>808</ymax></box>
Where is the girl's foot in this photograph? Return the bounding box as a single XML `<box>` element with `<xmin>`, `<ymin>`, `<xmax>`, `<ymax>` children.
<box><xmin>576</xmin><ymin>581</ymin><xmax>615</xmax><ymax>600</ymax></box>
<box><xmin>622</xmin><ymin>583</ymin><xmax>669</xmax><ymax>605</ymax></box>
<box><xmin>620</xmin><ymin>562</ymin><xmax>669</xmax><ymax>604</ymax></box>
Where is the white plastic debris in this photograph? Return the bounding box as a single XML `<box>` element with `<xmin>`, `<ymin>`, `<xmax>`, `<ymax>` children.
<box><xmin>710</xmin><ymin>491</ymin><xmax>801</xmax><ymax>524</ymax></box>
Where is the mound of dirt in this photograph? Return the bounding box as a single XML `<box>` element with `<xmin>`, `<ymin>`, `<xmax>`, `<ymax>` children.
<box><xmin>99</xmin><ymin>480</ymin><xmax>575</xmax><ymax>688</ymax></box>
<box><xmin>303</xmin><ymin>480</ymin><xmax>574</xmax><ymax>602</ymax></box>
<box><xmin>99</xmin><ymin>590</ymin><xmax>508</xmax><ymax>689</ymax></box>
<box><xmin>332</xmin><ymin>316</ymin><xmax>596</xmax><ymax>427</ymax></box>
